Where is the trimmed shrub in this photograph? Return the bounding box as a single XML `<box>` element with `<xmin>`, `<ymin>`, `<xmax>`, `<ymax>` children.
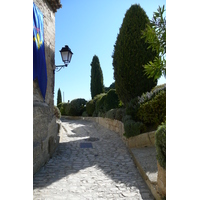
<box><xmin>122</xmin><ymin>115</ymin><xmax>132</xmax><ymax>123</ymax></box>
<box><xmin>104</xmin><ymin>82</ymin><xmax>115</xmax><ymax>93</ymax></box>
<box><xmin>126</xmin><ymin>97</ymin><xmax>140</xmax><ymax>120</ymax></box>
<box><xmin>54</xmin><ymin>106</ymin><xmax>61</xmax><ymax>119</ymax></box>
<box><xmin>136</xmin><ymin>90</ymin><xmax>166</xmax><ymax>127</ymax></box>
<box><xmin>104</xmin><ymin>89</ymin><xmax>120</xmax><ymax>112</ymax></box>
<box><xmin>61</xmin><ymin>103</ymin><xmax>70</xmax><ymax>116</ymax></box>
<box><xmin>122</xmin><ymin>114</ymin><xmax>146</xmax><ymax>138</ymax></box>
<box><xmin>105</xmin><ymin>109</ymin><xmax>117</xmax><ymax>120</ymax></box>
<box><xmin>126</xmin><ymin>84</ymin><xmax>166</xmax><ymax>121</ymax></box>
<box><xmin>155</xmin><ymin>122</ymin><xmax>166</xmax><ymax>169</ymax></box>
<box><xmin>151</xmin><ymin>83</ymin><xmax>166</xmax><ymax>94</ymax></box>
<box><xmin>95</xmin><ymin>93</ymin><xmax>107</xmax><ymax>115</ymax></box>
<box><xmin>86</xmin><ymin>99</ymin><xmax>95</xmax><ymax>116</ymax></box>
<box><xmin>123</xmin><ymin>119</ymin><xmax>145</xmax><ymax>138</ymax></box>
<box><xmin>57</xmin><ymin>102</ymin><xmax>63</xmax><ymax>111</ymax></box>
<box><xmin>87</xmin><ymin>90</ymin><xmax>121</xmax><ymax>117</ymax></box>
<box><xmin>68</xmin><ymin>98</ymin><xmax>87</xmax><ymax>116</ymax></box>
<box><xmin>82</xmin><ymin>111</ymin><xmax>88</xmax><ymax>117</ymax></box>
<box><xmin>138</xmin><ymin>83</ymin><xmax>166</xmax><ymax>105</ymax></box>
<box><xmin>115</xmin><ymin>108</ymin><xmax>126</xmax><ymax>121</ymax></box>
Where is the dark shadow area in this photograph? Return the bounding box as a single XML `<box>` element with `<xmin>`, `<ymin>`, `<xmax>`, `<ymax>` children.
<box><xmin>33</xmin><ymin>118</ymin><xmax>154</xmax><ymax>199</ymax></box>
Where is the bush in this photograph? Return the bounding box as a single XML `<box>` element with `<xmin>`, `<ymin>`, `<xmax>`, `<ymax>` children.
<box><xmin>86</xmin><ymin>99</ymin><xmax>95</xmax><ymax>116</ymax></box>
<box><xmin>126</xmin><ymin>84</ymin><xmax>166</xmax><ymax>121</ymax></box>
<box><xmin>68</xmin><ymin>98</ymin><xmax>87</xmax><ymax>116</ymax></box>
<box><xmin>123</xmin><ymin>119</ymin><xmax>145</xmax><ymax>138</ymax></box>
<box><xmin>86</xmin><ymin>90</ymin><xmax>120</xmax><ymax>117</ymax></box>
<box><xmin>60</xmin><ymin>103</ymin><xmax>70</xmax><ymax>116</ymax></box>
<box><xmin>136</xmin><ymin>90</ymin><xmax>166</xmax><ymax>127</ymax></box>
<box><xmin>155</xmin><ymin>122</ymin><xmax>166</xmax><ymax>169</ymax></box>
<box><xmin>138</xmin><ymin>83</ymin><xmax>166</xmax><ymax>105</ymax></box>
<box><xmin>126</xmin><ymin>97</ymin><xmax>140</xmax><ymax>120</ymax></box>
<box><xmin>151</xmin><ymin>83</ymin><xmax>166</xmax><ymax>94</ymax></box>
<box><xmin>57</xmin><ymin>102</ymin><xmax>63</xmax><ymax>111</ymax></box>
<box><xmin>105</xmin><ymin>109</ymin><xmax>117</xmax><ymax>120</ymax></box>
<box><xmin>54</xmin><ymin>106</ymin><xmax>61</xmax><ymax>119</ymax></box>
<box><xmin>115</xmin><ymin>108</ymin><xmax>126</xmax><ymax>121</ymax></box>
<box><xmin>95</xmin><ymin>93</ymin><xmax>107</xmax><ymax>115</ymax></box>
<box><xmin>104</xmin><ymin>82</ymin><xmax>115</xmax><ymax>93</ymax></box>
<box><xmin>122</xmin><ymin>115</ymin><xmax>132</xmax><ymax>123</ymax></box>
<box><xmin>104</xmin><ymin>89</ymin><xmax>120</xmax><ymax>112</ymax></box>
<box><xmin>82</xmin><ymin>111</ymin><xmax>88</xmax><ymax>117</ymax></box>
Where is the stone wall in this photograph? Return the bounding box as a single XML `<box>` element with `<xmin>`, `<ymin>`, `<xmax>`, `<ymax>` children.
<box><xmin>33</xmin><ymin>0</ymin><xmax>61</xmax><ymax>174</ymax></box>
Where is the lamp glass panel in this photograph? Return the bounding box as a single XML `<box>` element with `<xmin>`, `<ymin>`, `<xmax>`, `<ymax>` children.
<box><xmin>61</xmin><ymin>51</ymin><xmax>69</xmax><ymax>63</ymax></box>
<box><xmin>68</xmin><ymin>52</ymin><xmax>72</xmax><ymax>62</ymax></box>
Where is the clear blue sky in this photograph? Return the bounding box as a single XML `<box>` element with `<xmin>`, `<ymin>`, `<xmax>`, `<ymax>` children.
<box><xmin>54</xmin><ymin>0</ymin><xmax>166</xmax><ymax>104</ymax></box>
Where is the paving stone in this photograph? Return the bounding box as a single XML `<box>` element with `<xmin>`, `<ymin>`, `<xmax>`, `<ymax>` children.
<box><xmin>33</xmin><ymin>119</ymin><xmax>154</xmax><ymax>199</ymax></box>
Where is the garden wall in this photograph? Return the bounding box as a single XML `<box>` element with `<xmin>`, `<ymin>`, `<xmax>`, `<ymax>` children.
<box><xmin>82</xmin><ymin>117</ymin><xmax>155</xmax><ymax>149</ymax></box>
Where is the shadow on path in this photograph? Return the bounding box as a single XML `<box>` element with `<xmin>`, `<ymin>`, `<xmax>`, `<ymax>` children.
<box><xmin>33</xmin><ymin>118</ymin><xmax>154</xmax><ymax>199</ymax></box>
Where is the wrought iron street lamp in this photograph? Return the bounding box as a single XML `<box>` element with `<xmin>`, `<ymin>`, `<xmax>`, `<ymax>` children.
<box><xmin>55</xmin><ymin>45</ymin><xmax>73</xmax><ymax>72</ymax></box>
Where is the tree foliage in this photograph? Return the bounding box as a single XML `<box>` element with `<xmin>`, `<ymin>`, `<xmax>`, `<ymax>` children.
<box><xmin>141</xmin><ymin>5</ymin><xmax>166</xmax><ymax>80</ymax></box>
<box><xmin>90</xmin><ymin>55</ymin><xmax>104</xmax><ymax>99</ymax></box>
<box><xmin>104</xmin><ymin>82</ymin><xmax>115</xmax><ymax>93</ymax></box>
<box><xmin>112</xmin><ymin>4</ymin><xmax>157</xmax><ymax>105</ymax></box>
<box><xmin>59</xmin><ymin>98</ymin><xmax>87</xmax><ymax>116</ymax></box>
<box><xmin>57</xmin><ymin>88</ymin><xmax>62</xmax><ymax>106</ymax></box>
<box><xmin>68</xmin><ymin>98</ymin><xmax>87</xmax><ymax>116</ymax></box>
<box><xmin>155</xmin><ymin>122</ymin><xmax>166</xmax><ymax>169</ymax></box>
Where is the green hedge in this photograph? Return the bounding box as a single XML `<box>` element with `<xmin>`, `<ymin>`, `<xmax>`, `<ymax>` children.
<box><xmin>86</xmin><ymin>99</ymin><xmax>95</xmax><ymax>116</ymax></box>
<box><xmin>86</xmin><ymin>89</ymin><xmax>121</xmax><ymax>117</ymax></box>
<box><xmin>126</xmin><ymin>84</ymin><xmax>166</xmax><ymax>121</ymax></box>
<box><xmin>104</xmin><ymin>89</ymin><xmax>120</xmax><ymax>112</ymax></box>
<box><xmin>68</xmin><ymin>98</ymin><xmax>87</xmax><ymax>116</ymax></box>
<box><xmin>57</xmin><ymin>102</ymin><xmax>63</xmax><ymax>111</ymax></box>
<box><xmin>126</xmin><ymin>97</ymin><xmax>140</xmax><ymax>120</ymax></box>
<box><xmin>59</xmin><ymin>103</ymin><xmax>69</xmax><ymax>116</ymax></box>
<box><xmin>124</xmin><ymin>85</ymin><xmax>166</xmax><ymax>135</ymax></box>
<box><xmin>115</xmin><ymin>108</ymin><xmax>126</xmax><ymax>121</ymax></box>
<box><xmin>155</xmin><ymin>122</ymin><xmax>166</xmax><ymax>169</ymax></box>
<box><xmin>59</xmin><ymin>99</ymin><xmax>87</xmax><ymax>116</ymax></box>
<box><xmin>95</xmin><ymin>93</ymin><xmax>107</xmax><ymax>115</ymax></box>
<box><xmin>136</xmin><ymin>90</ymin><xmax>166</xmax><ymax>127</ymax></box>
<box><xmin>123</xmin><ymin>118</ymin><xmax>145</xmax><ymax>138</ymax></box>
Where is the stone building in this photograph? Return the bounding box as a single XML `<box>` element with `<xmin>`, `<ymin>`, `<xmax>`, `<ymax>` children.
<box><xmin>33</xmin><ymin>0</ymin><xmax>62</xmax><ymax>174</ymax></box>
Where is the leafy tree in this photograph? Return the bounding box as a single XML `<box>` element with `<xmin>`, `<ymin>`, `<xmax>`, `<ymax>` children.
<box><xmin>90</xmin><ymin>55</ymin><xmax>104</xmax><ymax>99</ymax></box>
<box><xmin>141</xmin><ymin>5</ymin><xmax>166</xmax><ymax>80</ymax></box>
<box><xmin>112</xmin><ymin>4</ymin><xmax>157</xmax><ymax>105</ymax></box>
<box><xmin>57</xmin><ymin>88</ymin><xmax>62</xmax><ymax>106</ymax></box>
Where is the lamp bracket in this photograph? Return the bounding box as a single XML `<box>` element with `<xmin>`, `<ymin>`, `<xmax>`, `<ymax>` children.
<box><xmin>55</xmin><ymin>64</ymin><xmax>68</xmax><ymax>72</ymax></box>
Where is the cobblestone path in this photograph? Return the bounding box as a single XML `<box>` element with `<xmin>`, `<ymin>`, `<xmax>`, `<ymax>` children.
<box><xmin>33</xmin><ymin>119</ymin><xmax>154</xmax><ymax>200</ymax></box>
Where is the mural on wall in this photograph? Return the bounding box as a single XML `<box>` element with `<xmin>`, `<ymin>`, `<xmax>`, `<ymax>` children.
<box><xmin>33</xmin><ymin>2</ymin><xmax>47</xmax><ymax>100</ymax></box>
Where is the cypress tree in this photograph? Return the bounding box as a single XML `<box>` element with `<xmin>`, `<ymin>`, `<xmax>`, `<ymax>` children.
<box><xmin>112</xmin><ymin>4</ymin><xmax>157</xmax><ymax>105</ymax></box>
<box><xmin>90</xmin><ymin>55</ymin><xmax>104</xmax><ymax>99</ymax></box>
<box><xmin>57</xmin><ymin>88</ymin><xmax>62</xmax><ymax>106</ymax></box>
